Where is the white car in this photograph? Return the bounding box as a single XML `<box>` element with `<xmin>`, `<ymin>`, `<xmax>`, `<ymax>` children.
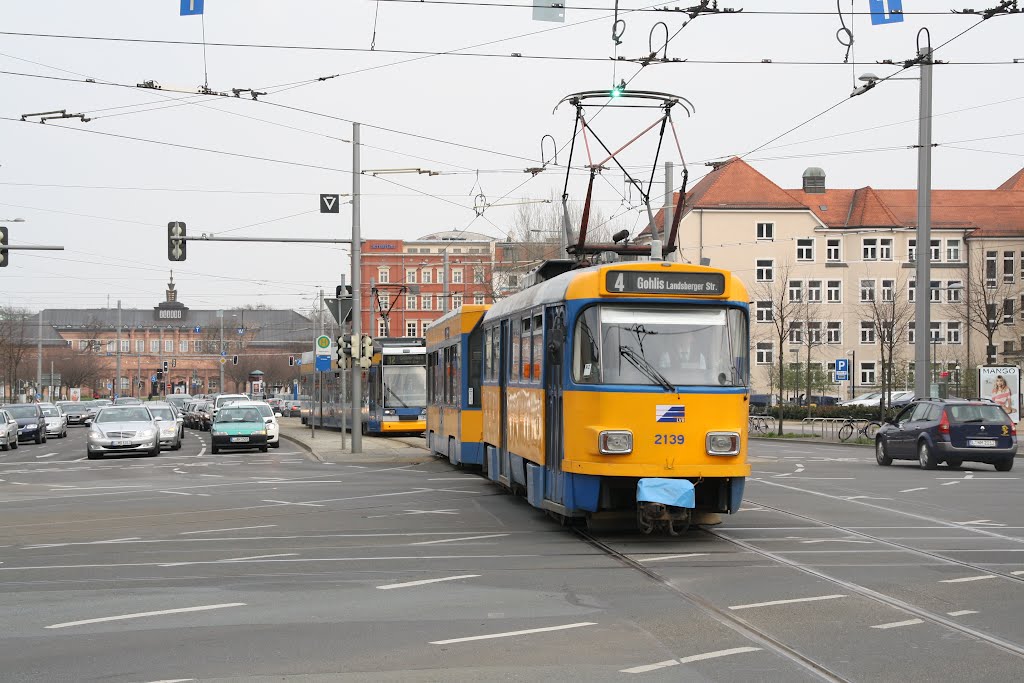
<box><xmin>0</xmin><ymin>409</ymin><xmax>18</xmax><ymax>451</ymax></box>
<box><xmin>839</xmin><ymin>392</ymin><xmax>882</xmax><ymax>407</ymax></box>
<box><xmin>228</xmin><ymin>401</ymin><xmax>280</xmax><ymax>448</ymax></box>
<box><xmin>212</xmin><ymin>394</ymin><xmax>249</xmax><ymax>418</ymax></box>
<box><xmin>40</xmin><ymin>404</ymin><xmax>68</xmax><ymax>439</ymax></box>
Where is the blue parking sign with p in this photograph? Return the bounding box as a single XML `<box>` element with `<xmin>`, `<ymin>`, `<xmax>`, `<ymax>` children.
<box><xmin>181</xmin><ymin>0</ymin><xmax>204</xmax><ymax>16</ymax></box>
<box><xmin>835</xmin><ymin>358</ymin><xmax>850</xmax><ymax>381</ymax></box>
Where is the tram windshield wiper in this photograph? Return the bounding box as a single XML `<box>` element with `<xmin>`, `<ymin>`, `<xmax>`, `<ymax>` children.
<box><xmin>384</xmin><ymin>383</ymin><xmax>408</xmax><ymax>408</ymax></box>
<box><xmin>619</xmin><ymin>345</ymin><xmax>675</xmax><ymax>392</ymax></box>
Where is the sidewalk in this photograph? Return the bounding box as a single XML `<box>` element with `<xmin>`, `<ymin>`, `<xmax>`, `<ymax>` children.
<box><xmin>278</xmin><ymin>418</ymin><xmax>432</xmax><ymax>464</ymax></box>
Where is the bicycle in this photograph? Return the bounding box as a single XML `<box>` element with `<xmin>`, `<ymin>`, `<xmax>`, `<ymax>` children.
<box><xmin>837</xmin><ymin>418</ymin><xmax>881</xmax><ymax>442</ymax></box>
<box><xmin>748</xmin><ymin>414</ymin><xmax>771</xmax><ymax>435</ymax></box>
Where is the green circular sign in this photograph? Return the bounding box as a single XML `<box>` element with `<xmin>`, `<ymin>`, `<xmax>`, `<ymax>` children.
<box><xmin>316</xmin><ymin>335</ymin><xmax>331</xmax><ymax>349</ymax></box>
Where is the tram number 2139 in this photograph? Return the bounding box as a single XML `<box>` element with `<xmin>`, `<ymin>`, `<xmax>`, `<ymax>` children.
<box><xmin>653</xmin><ymin>434</ymin><xmax>686</xmax><ymax>445</ymax></box>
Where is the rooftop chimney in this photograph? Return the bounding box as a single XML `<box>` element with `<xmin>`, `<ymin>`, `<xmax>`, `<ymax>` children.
<box><xmin>802</xmin><ymin>167</ymin><xmax>826</xmax><ymax>194</ymax></box>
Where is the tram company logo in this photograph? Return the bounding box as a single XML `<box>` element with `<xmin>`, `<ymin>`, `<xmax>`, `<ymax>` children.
<box><xmin>656</xmin><ymin>405</ymin><xmax>686</xmax><ymax>423</ymax></box>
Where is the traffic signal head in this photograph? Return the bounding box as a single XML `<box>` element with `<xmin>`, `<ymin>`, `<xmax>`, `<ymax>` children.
<box><xmin>162</xmin><ymin>361</ymin><xmax>169</xmax><ymax>372</ymax></box>
<box><xmin>167</xmin><ymin>222</ymin><xmax>187</xmax><ymax>262</ymax></box>
<box><xmin>232</xmin><ymin>355</ymin><xmax>238</xmax><ymax>365</ymax></box>
<box><xmin>0</xmin><ymin>226</ymin><xmax>8</xmax><ymax>268</ymax></box>
<box><xmin>288</xmin><ymin>355</ymin><xmax>294</xmax><ymax>367</ymax></box>
<box><xmin>361</xmin><ymin>334</ymin><xmax>374</xmax><ymax>359</ymax></box>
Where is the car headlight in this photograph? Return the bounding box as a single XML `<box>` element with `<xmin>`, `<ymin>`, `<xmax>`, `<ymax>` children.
<box><xmin>138</xmin><ymin>428</ymin><xmax>156</xmax><ymax>438</ymax></box>
<box><xmin>24</xmin><ymin>424</ymin><xmax>37</xmax><ymax>430</ymax></box>
<box><xmin>706</xmin><ymin>432</ymin><xmax>740</xmax><ymax>456</ymax></box>
<box><xmin>254</xmin><ymin>430</ymin><xmax>266</xmax><ymax>436</ymax></box>
<box><xmin>212</xmin><ymin>430</ymin><xmax>225</xmax><ymax>436</ymax></box>
<box><xmin>89</xmin><ymin>428</ymin><xmax>104</xmax><ymax>438</ymax></box>
<box><xmin>599</xmin><ymin>430</ymin><xmax>633</xmax><ymax>454</ymax></box>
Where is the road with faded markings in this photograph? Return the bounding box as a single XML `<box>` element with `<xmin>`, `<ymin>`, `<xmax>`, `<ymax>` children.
<box><xmin>1</xmin><ymin>429</ymin><xmax>1022</xmax><ymax>682</ymax></box>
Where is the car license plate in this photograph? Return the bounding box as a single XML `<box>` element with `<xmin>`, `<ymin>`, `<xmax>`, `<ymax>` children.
<box><xmin>969</xmin><ymin>439</ymin><xmax>997</xmax><ymax>447</ymax></box>
<box><xmin>230</xmin><ymin>436</ymin><xmax>249</xmax><ymax>443</ymax></box>
<box><xmin>112</xmin><ymin>440</ymin><xmax>132</xmax><ymax>446</ymax></box>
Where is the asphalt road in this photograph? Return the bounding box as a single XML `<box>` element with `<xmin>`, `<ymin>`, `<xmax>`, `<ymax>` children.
<box><xmin>0</xmin><ymin>429</ymin><xmax>1022</xmax><ymax>682</ymax></box>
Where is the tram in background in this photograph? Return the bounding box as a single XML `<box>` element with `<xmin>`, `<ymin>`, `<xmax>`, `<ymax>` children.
<box><xmin>425</xmin><ymin>260</ymin><xmax>750</xmax><ymax>533</ymax></box>
<box><xmin>297</xmin><ymin>337</ymin><xmax>427</xmax><ymax>435</ymax></box>
<box><xmin>425</xmin><ymin>305</ymin><xmax>488</xmax><ymax>466</ymax></box>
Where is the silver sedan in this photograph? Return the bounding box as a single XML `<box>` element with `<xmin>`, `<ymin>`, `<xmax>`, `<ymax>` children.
<box><xmin>87</xmin><ymin>406</ymin><xmax>160</xmax><ymax>459</ymax></box>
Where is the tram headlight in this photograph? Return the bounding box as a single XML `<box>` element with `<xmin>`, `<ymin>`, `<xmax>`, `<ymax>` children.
<box><xmin>706</xmin><ymin>432</ymin><xmax>740</xmax><ymax>456</ymax></box>
<box><xmin>384</xmin><ymin>409</ymin><xmax>395</xmax><ymax>416</ymax></box>
<box><xmin>599</xmin><ymin>430</ymin><xmax>632</xmax><ymax>454</ymax></box>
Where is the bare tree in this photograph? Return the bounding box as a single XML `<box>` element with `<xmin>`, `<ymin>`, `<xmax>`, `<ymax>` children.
<box><xmin>0</xmin><ymin>307</ymin><xmax>31</xmax><ymax>398</ymax></box>
<box><xmin>791</xmin><ymin>280</ymin><xmax>825</xmax><ymax>409</ymax></box>
<box><xmin>751</xmin><ymin>262</ymin><xmax>799</xmax><ymax>434</ymax></box>
<box><xmin>49</xmin><ymin>350</ymin><xmax>102</xmax><ymax>390</ymax></box>
<box><xmin>959</xmin><ymin>242</ymin><xmax>1023</xmax><ymax>366</ymax></box>
<box><xmin>859</xmin><ymin>272</ymin><xmax>914</xmax><ymax>417</ymax></box>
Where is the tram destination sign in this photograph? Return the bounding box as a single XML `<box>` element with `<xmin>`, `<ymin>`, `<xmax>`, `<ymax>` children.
<box><xmin>605</xmin><ymin>270</ymin><xmax>725</xmax><ymax>296</ymax></box>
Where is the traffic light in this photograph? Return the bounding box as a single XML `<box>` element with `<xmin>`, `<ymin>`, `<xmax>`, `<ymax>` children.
<box><xmin>361</xmin><ymin>335</ymin><xmax>374</xmax><ymax>359</ymax></box>
<box><xmin>156</xmin><ymin>370</ymin><xmax>163</xmax><ymax>382</ymax></box>
<box><xmin>232</xmin><ymin>355</ymin><xmax>238</xmax><ymax>365</ymax></box>
<box><xmin>167</xmin><ymin>221</ymin><xmax>187</xmax><ymax>262</ymax></box>
<box><xmin>288</xmin><ymin>355</ymin><xmax>294</xmax><ymax>367</ymax></box>
<box><xmin>171</xmin><ymin>359</ymin><xmax>177</xmax><ymax>368</ymax></box>
<box><xmin>0</xmin><ymin>226</ymin><xmax>8</xmax><ymax>268</ymax></box>
<box><xmin>162</xmin><ymin>360</ymin><xmax>169</xmax><ymax>372</ymax></box>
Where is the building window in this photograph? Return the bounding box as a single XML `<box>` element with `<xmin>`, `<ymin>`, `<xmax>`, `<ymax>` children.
<box><xmin>987</xmin><ymin>303</ymin><xmax>998</xmax><ymax>324</ymax></box>
<box><xmin>947</xmin><ymin>239</ymin><xmax>961</xmax><ymax>262</ymax></box>
<box><xmin>908</xmin><ymin>239</ymin><xmax>916</xmax><ymax>262</ymax></box>
<box><xmin>78</xmin><ymin>340</ymin><xmax>88</xmax><ymax>351</ymax></box>
<box><xmin>861</xmin><ymin>362</ymin><xmax>876</xmax><ymax>386</ymax></box>
<box><xmin>179</xmin><ymin>340</ymin><xmax>188</xmax><ymax>353</ymax></box>
<box><xmin>452</xmin><ymin>294</ymin><xmax>463</xmax><ymax>308</ymax></box>
<box><xmin>1005</xmin><ymin>298</ymin><xmax>1015</xmax><ymax>324</ymax></box>
<box><xmin>788</xmin><ymin>280</ymin><xmax>803</xmax><ymax>302</ymax></box>
<box><xmin>378</xmin><ymin>321</ymin><xmax>387</xmax><ymax>336</ymax></box>
<box><xmin>756</xmin><ymin>222</ymin><xmax>774</xmax><ymax>240</ymax></box>
<box><xmin>1004</xmin><ymin>340</ymin><xmax>1015</xmax><ymax>355</ymax></box>
<box><xmin>452</xmin><ymin>269</ymin><xmax>463</xmax><ymax>284</ymax></box>
<box><xmin>474</xmin><ymin>267</ymin><xmax>485</xmax><ymax>284</ymax></box>
<box><xmin>986</xmin><ymin>251</ymin><xmax>997</xmax><ymax>287</ymax></box>
<box><xmin>807</xmin><ymin>280</ymin><xmax>822</xmax><ymax>302</ymax></box>
<box><xmin>860</xmin><ymin>321</ymin><xmax>875</xmax><ymax>344</ymax></box>
<box><xmin>406</xmin><ymin>321</ymin><xmax>418</xmax><ymax>337</ymax></box>
<box><xmin>421</xmin><ymin>295</ymin><xmax>432</xmax><ymax>311</ymax></box>
<box><xmin>826</xmin><ymin>280</ymin><xmax>842</xmax><ymax>303</ymax></box>
<box><xmin>826</xmin><ymin>239</ymin><xmax>841</xmax><ymax>262</ymax></box>
<box><xmin>421</xmin><ymin>269</ymin><xmax>432</xmax><ymax>284</ymax></box>
<box><xmin>193</xmin><ymin>340</ymin><xmax>202</xmax><ymax>353</ymax></box>
<box><xmin>862</xmin><ymin>238</ymin><xmax>878</xmax><ymax>261</ymax></box>
<box><xmin>406</xmin><ymin>294</ymin><xmax>417</xmax><ymax>311</ymax></box>
<box><xmin>474</xmin><ymin>294</ymin><xmax>486</xmax><ymax>305</ymax></box>
<box><xmin>507</xmin><ymin>274</ymin><xmax>518</xmax><ymax>288</ymax></box>
<box><xmin>881</xmin><ymin>279</ymin><xmax>895</xmax><ymax>302</ymax></box>
<box><xmin>807</xmin><ymin>321</ymin><xmax>822</xmax><ymax>344</ymax></box>
<box><xmin>1005</xmin><ymin>251</ymin><xmax>1015</xmax><ymax>283</ymax></box>
<box><xmin>879</xmin><ymin>238</ymin><xmax>893</xmax><ymax>261</ymax></box>
<box><xmin>789</xmin><ymin>322</ymin><xmax>803</xmax><ymax>344</ymax></box>
<box><xmin>756</xmin><ymin>259</ymin><xmax>774</xmax><ymax>282</ymax></box>
<box><xmin>859</xmin><ymin>279</ymin><xmax>876</xmax><ymax>303</ymax></box>
<box><xmin>437</xmin><ymin>268</ymin><xmax>445</xmax><ymax>284</ymax></box>
<box><xmin>826</xmin><ymin>321</ymin><xmax>842</xmax><ymax>344</ymax></box>
<box><xmin>119</xmin><ymin>339</ymin><xmax>129</xmax><ymax>353</ymax></box>
<box><xmin>909</xmin><ymin>280</ymin><xmax>915</xmax><ymax>303</ymax></box>
<box><xmin>947</xmin><ymin>281</ymin><xmax>962</xmax><ymax>303</ymax></box>
<box><xmin>908</xmin><ymin>322</ymin><xmax>915</xmax><ymax>344</ymax></box>
<box><xmin>136</xmin><ymin>340</ymin><xmax>145</xmax><ymax>354</ymax></box>
<box><xmin>755</xmin><ymin>342</ymin><xmax>773</xmax><ymax>365</ymax></box>
<box><xmin>796</xmin><ymin>238</ymin><xmax>814</xmax><ymax>261</ymax></box>
<box><xmin>106</xmin><ymin>340</ymin><xmax>116</xmax><ymax>353</ymax></box>
<box><xmin>929</xmin><ymin>280</ymin><xmax>940</xmax><ymax>303</ymax></box>
<box><xmin>929</xmin><ymin>321</ymin><xmax>942</xmax><ymax>342</ymax></box>
<box><xmin>150</xmin><ymin>340</ymin><xmax>160</xmax><ymax>353</ymax></box>
<box><xmin>947</xmin><ymin>321</ymin><xmax>961</xmax><ymax>344</ymax></box>
<box><xmin>930</xmin><ymin>239</ymin><xmax>941</xmax><ymax>262</ymax></box>
<box><xmin>755</xmin><ymin>301</ymin><xmax>773</xmax><ymax>322</ymax></box>
<box><xmin>377</xmin><ymin>267</ymin><xmax>390</xmax><ymax>284</ymax></box>
<box><xmin>162</xmin><ymin>339</ymin><xmax>172</xmax><ymax>353</ymax></box>
<box><xmin>406</xmin><ymin>269</ymin><xmax>417</xmax><ymax>284</ymax></box>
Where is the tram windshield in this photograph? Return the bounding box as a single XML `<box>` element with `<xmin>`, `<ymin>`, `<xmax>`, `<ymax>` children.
<box><xmin>573</xmin><ymin>305</ymin><xmax>748</xmax><ymax>389</ymax></box>
<box><xmin>382</xmin><ymin>365</ymin><xmax>428</xmax><ymax>408</ymax></box>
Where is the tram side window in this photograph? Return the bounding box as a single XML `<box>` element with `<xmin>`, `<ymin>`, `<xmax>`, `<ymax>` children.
<box><xmin>483</xmin><ymin>328</ymin><xmax>493</xmax><ymax>383</ymax></box>
<box><xmin>510</xmin><ymin>318</ymin><xmax>521</xmax><ymax>382</ymax></box>
<box><xmin>532</xmin><ymin>313</ymin><xmax>543</xmax><ymax>383</ymax></box>
<box><xmin>442</xmin><ymin>346</ymin><xmax>451</xmax><ymax>404</ymax></box>
<box><xmin>492</xmin><ymin>326</ymin><xmax>500</xmax><ymax>382</ymax></box>
<box><xmin>573</xmin><ymin>306</ymin><xmax>601</xmax><ymax>384</ymax></box>
<box><xmin>521</xmin><ymin>316</ymin><xmax>533</xmax><ymax>380</ymax></box>
<box><xmin>468</xmin><ymin>327</ymin><xmax>483</xmax><ymax>406</ymax></box>
<box><xmin>452</xmin><ymin>343</ymin><xmax>461</xmax><ymax>406</ymax></box>
<box><xmin>427</xmin><ymin>351</ymin><xmax>435</xmax><ymax>402</ymax></box>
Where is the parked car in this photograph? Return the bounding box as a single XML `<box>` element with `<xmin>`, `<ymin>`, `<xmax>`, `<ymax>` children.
<box><xmin>228</xmin><ymin>401</ymin><xmax>281</xmax><ymax>448</ymax></box>
<box><xmin>875</xmin><ymin>398</ymin><xmax>1017</xmax><ymax>471</ymax></box>
<box><xmin>888</xmin><ymin>391</ymin><xmax>916</xmax><ymax>409</ymax></box>
<box><xmin>210</xmin><ymin>404</ymin><xmax>269</xmax><ymax>454</ymax></box>
<box><xmin>1</xmin><ymin>403</ymin><xmax>47</xmax><ymax>444</ymax></box>
<box><xmin>40</xmin><ymin>403</ymin><xmax>68</xmax><ymax>439</ymax></box>
<box><xmin>0</xmin><ymin>409</ymin><xmax>18</xmax><ymax>451</ymax></box>
<box><xmin>87</xmin><ymin>406</ymin><xmax>160</xmax><ymax>459</ymax></box>
<box><xmin>113</xmin><ymin>397</ymin><xmax>143</xmax><ymax>406</ymax></box>
<box><xmin>283</xmin><ymin>400</ymin><xmax>303</xmax><ymax>418</ymax></box>
<box><xmin>56</xmin><ymin>401</ymin><xmax>91</xmax><ymax>426</ymax></box>
<box><xmin>195</xmin><ymin>401</ymin><xmax>214</xmax><ymax>431</ymax></box>
<box><xmin>794</xmin><ymin>394</ymin><xmax>840</xmax><ymax>407</ymax></box>
<box><xmin>164</xmin><ymin>395</ymin><xmax>192</xmax><ymax>411</ymax></box>
<box><xmin>749</xmin><ymin>393</ymin><xmax>775</xmax><ymax>411</ymax></box>
<box><xmin>146</xmin><ymin>402</ymin><xmax>183</xmax><ymax>451</ymax></box>
<box><xmin>839</xmin><ymin>392</ymin><xmax>882</xmax><ymax>407</ymax></box>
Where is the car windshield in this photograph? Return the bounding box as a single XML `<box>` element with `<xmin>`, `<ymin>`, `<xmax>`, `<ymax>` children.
<box><xmin>253</xmin><ymin>404</ymin><xmax>273</xmax><ymax>418</ymax></box>
<box><xmin>574</xmin><ymin>305</ymin><xmax>748</xmax><ymax>388</ymax></box>
<box><xmin>383</xmin><ymin>366</ymin><xmax>427</xmax><ymax>408</ymax></box>
<box><xmin>5</xmin><ymin>405</ymin><xmax>38</xmax><ymax>418</ymax></box>
<box><xmin>149</xmin><ymin>408</ymin><xmax>175</xmax><ymax>420</ymax></box>
<box><xmin>97</xmin><ymin>407</ymin><xmax>152</xmax><ymax>423</ymax></box>
<box><xmin>41</xmin><ymin>407</ymin><xmax>60</xmax><ymax>417</ymax></box>
<box><xmin>217</xmin><ymin>396</ymin><xmax>246</xmax><ymax>408</ymax></box>
<box><xmin>218</xmin><ymin>407</ymin><xmax>262</xmax><ymax>423</ymax></box>
<box><xmin>947</xmin><ymin>404</ymin><xmax>1011</xmax><ymax>424</ymax></box>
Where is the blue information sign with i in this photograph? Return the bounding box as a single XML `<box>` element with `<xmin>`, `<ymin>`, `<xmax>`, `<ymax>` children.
<box><xmin>868</xmin><ymin>0</ymin><xmax>903</xmax><ymax>25</ymax></box>
<box><xmin>180</xmin><ymin>0</ymin><xmax>204</xmax><ymax>16</ymax></box>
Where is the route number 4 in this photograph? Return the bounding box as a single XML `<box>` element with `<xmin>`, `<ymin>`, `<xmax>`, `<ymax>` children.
<box><xmin>612</xmin><ymin>273</ymin><xmax>625</xmax><ymax>292</ymax></box>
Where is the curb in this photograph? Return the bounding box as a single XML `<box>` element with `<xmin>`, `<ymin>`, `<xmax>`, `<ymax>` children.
<box><xmin>280</xmin><ymin>433</ymin><xmax>323</xmax><ymax>463</ymax></box>
<box><xmin>750</xmin><ymin>436</ymin><xmax>872</xmax><ymax>449</ymax></box>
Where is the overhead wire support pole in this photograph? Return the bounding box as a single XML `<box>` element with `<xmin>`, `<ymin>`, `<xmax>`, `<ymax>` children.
<box><xmin>914</xmin><ymin>30</ymin><xmax>934</xmax><ymax>399</ymax></box>
<box><xmin>351</xmin><ymin>122</ymin><xmax>362</xmax><ymax>455</ymax></box>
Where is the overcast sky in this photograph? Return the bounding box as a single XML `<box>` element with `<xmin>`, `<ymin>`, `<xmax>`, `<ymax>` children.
<box><xmin>1</xmin><ymin>1</ymin><xmax>1022</xmax><ymax>312</ymax></box>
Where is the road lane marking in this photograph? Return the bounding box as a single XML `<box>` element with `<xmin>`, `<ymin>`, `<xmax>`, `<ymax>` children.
<box><xmin>621</xmin><ymin>660</ymin><xmax>679</xmax><ymax>674</ymax></box>
<box><xmin>728</xmin><ymin>595</ymin><xmax>846</xmax><ymax>611</ymax></box>
<box><xmin>159</xmin><ymin>491</ymin><xmax>192</xmax><ymax>496</ymax></box>
<box><xmin>410</xmin><ymin>533</ymin><xmax>508</xmax><ymax>546</ymax></box>
<box><xmin>948</xmin><ymin>610</ymin><xmax>979</xmax><ymax>616</ymax></box>
<box><xmin>678</xmin><ymin>647</ymin><xmax>762</xmax><ymax>665</ymax></box>
<box><xmin>5</xmin><ymin>555</ymin><xmax>536</xmax><ymax>572</ymax></box>
<box><xmin>35</xmin><ymin>453</ymin><xmax>59</xmax><ymax>459</ymax></box>
<box><xmin>941</xmin><ymin>481</ymin><xmax>960</xmax><ymax>486</ymax></box>
<box><xmin>799</xmin><ymin>539</ymin><xmax>872</xmax><ymax>545</ymax></box>
<box><xmin>179</xmin><ymin>525</ymin><xmax>277</xmax><ymax>535</ymax></box>
<box><xmin>146</xmin><ymin>679</ymin><xmax>194</xmax><ymax>683</ymax></box>
<box><xmin>872</xmin><ymin>619</ymin><xmax>923</xmax><ymax>630</ymax></box>
<box><xmin>430</xmin><ymin>622</ymin><xmax>596</xmax><ymax>645</ymax></box>
<box><xmin>1013</xmin><ymin>571</ymin><xmax>1024</xmax><ymax>576</ymax></box>
<box><xmin>220</xmin><ymin>553</ymin><xmax>297</xmax><ymax>563</ymax></box>
<box><xmin>900</xmin><ymin>488</ymin><xmax>927</xmax><ymax>493</ymax></box>
<box><xmin>939</xmin><ymin>575</ymin><xmax>998</xmax><ymax>583</ymax></box>
<box><xmin>377</xmin><ymin>574</ymin><xmax>480</xmax><ymax>590</ymax></box>
<box><xmin>256</xmin><ymin>480</ymin><xmax>344</xmax><ymax>484</ymax></box>
<box><xmin>45</xmin><ymin>603</ymin><xmax>246</xmax><ymax>629</ymax></box>
<box><xmin>261</xmin><ymin>499</ymin><xmax>324</xmax><ymax>507</ymax></box>
<box><xmin>637</xmin><ymin>553</ymin><xmax>709</xmax><ymax>563</ymax></box>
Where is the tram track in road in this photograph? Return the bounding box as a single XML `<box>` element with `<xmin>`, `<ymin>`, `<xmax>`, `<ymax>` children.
<box><xmin>572</xmin><ymin>529</ymin><xmax>852</xmax><ymax>683</ymax></box>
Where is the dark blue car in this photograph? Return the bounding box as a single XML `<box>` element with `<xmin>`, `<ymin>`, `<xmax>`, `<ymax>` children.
<box><xmin>875</xmin><ymin>399</ymin><xmax>1017</xmax><ymax>471</ymax></box>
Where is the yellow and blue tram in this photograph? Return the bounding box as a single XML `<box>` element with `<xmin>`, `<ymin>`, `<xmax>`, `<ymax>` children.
<box><xmin>425</xmin><ymin>305</ymin><xmax>489</xmax><ymax>465</ymax></box>
<box><xmin>427</xmin><ymin>260</ymin><xmax>750</xmax><ymax>532</ymax></box>
<box><xmin>364</xmin><ymin>337</ymin><xmax>427</xmax><ymax>435</ymax></box>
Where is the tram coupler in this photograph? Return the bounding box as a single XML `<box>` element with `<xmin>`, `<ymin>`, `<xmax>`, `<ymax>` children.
<box><xmin>636</xmin><ymin>478</ymin><xmax>696</xmax><ymax>535</ymax></box>
<box><xmin>637</xmin><ymin>502</ymin><xmax>691</xmax><ymax>535</ymax></box>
